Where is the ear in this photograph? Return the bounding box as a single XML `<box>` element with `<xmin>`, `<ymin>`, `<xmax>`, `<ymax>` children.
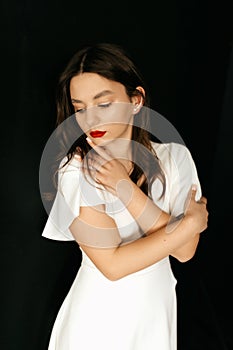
<box><xmin>132</xmin><ymin>86</ymin><xmax>145</xmax><ymax>114</ymax></box>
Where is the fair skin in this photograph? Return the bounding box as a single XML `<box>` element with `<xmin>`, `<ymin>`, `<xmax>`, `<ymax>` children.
<box><xmin>69</xmin><ymin>72</ymin><xmax>208</xmax><ymax>281</ymax></box>
<box><xmin>70</xmin><ymin>73</ymin><xmax>138</xmax><ymax>171</ymax></box>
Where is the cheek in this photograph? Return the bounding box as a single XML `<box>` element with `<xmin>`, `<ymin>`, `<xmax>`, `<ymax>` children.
<box><xmin>107</xmin><ymin>123</ymin><xmax>132</xmax><ymax>136</ymax></box>
<box><xmin>75</xmin><ymin>115</ymin><xmax>89</xmax><ymax>133</ymax></box>
<box><xmin>104</xmin><ymin>103</ymin><xmax>134</xmax><ymax>124</ymax></box>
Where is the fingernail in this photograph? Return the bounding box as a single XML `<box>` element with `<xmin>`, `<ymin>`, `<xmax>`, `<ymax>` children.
<box><xmin>192</xmin><ymin>184</ymin><xmax>197</xmax><ymax>191</ymax></box>
<box><xmin>86</xmin><ymin>137</ymin><xmax>92</xmax><ymax>143</ymax></box>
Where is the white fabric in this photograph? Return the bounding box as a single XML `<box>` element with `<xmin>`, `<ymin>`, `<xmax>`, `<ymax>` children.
<box><xmin>42</xmin><ymin>142</ymin><xmax>202</xmax><ymax>350</ymax></box>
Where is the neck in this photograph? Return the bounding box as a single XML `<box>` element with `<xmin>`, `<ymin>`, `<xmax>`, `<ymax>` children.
<box><xmin>106</xmin><ymin>138</ymin><xmax>132</xmax><ymax>159</ymax></box>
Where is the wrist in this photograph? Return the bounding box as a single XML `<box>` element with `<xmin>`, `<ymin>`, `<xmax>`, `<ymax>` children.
<box><xmin>116</xmin><ymin>178</ymin><xmax>135</xmax><ymax>205</ymax></box>
<box><xmin>182</xmin><ymin>214</ymin><xmax>198</xmax><ymax>237</ymax></box>
<box><xmin>166</xmin><ymin>214</ymin><xmax>196</xmax><ymax>237</ymax></box>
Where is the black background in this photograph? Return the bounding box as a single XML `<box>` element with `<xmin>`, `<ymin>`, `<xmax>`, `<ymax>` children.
<box><xmin>1</xmin><ymin>0</ymin><xmax>233</xmax><ymax>349</ymax></box>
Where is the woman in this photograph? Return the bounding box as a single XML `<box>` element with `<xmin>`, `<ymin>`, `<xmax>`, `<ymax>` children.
<box><xmin>41</xmin><ymin>42</ymin><xmax>208</xmax><ymax>349</ymax></box>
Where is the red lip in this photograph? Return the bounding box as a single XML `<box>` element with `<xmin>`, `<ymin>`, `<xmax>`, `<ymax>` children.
<box><xmin>90</xmin><ymin>131</ymin><xmax>106</xmax><ymax>138</ymax></box>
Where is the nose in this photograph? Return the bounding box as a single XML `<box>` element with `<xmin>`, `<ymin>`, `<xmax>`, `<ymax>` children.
<box><xmin>85</xmin><ymin>107</ymin><xmax>100</xmax><ymax>127</ymax></box>
<box><xmin>77</xmin><ymin>106</ymin><xmax>101</xmax><ymax>131</ymax></box>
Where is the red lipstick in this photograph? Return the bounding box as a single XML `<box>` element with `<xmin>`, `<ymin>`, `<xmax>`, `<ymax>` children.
<box><xmin>90</xmin><ymin>130</ymin><xmax>106</xmax><ymax>138</ymax></box>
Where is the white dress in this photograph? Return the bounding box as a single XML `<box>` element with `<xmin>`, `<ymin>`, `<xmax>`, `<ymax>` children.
<box><xmin>42</xmin><ymin>142</ymin><xmax>202</xmax><ymax>350</ymax></box>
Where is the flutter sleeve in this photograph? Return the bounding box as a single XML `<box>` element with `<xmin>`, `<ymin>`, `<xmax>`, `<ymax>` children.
<box><xmin>167</xmin><ymin>142</ymin><xmax>202</xmax><ymax>218</ymax></box>
<box><xmin>151</xmin><ymin>142</ymin><xmax>202</xmax><ymax>219</ymax></box>
<box><xmin>41</xmin><ymin>157</ymin><xmax>106</xmax><ymax>241</ymax></box>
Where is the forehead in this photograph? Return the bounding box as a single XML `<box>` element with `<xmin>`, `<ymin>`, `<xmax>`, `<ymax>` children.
<box><xmin>70</xmin><ymin>73</ymin><xmax>126</xmax><ymax>101</ymax></box>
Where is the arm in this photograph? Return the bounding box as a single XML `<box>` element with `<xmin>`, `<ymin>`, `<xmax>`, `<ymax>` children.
<box><xmin>71</xmin><ymin>140</ymin><xmax>207</xmax><ymax>277</ymax></box>
<box><xmin>70</xmin><ymin>187</ymin><xmax>208</xmax><ymax>281</ymax></box>
<box><xmin>108</xmin><ymin>178</ymin><xmax>201</xmax><ymax>263</ymax></box>
<box><xmin>82</xmin><ymin>139</ymin><xmax>204</xmax><ymax>262</ymax></box>
<box><xmin>170</xmin><ymin>234</ymin><xmax>200</xmax><ymax>262</ymax></box>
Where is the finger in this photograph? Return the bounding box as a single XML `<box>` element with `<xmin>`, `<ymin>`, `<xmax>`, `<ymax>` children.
<box><xmin>88</xmin><ymin>153</ymin><xmax>110</xmax><ymax>171</ymax></box>
<box><xmin>81</xmin><ymin>166</ymin><xmax>101</xmax><ymax>183</ymax></box>
<box><xmin>89</xmin><ymin>158</ymin><xmax>105</xmax><ymax>172</ymax></box>
<box><xmin>183</xmin><ymin>185</ymin><xmax>195</xmax><ymax>213</ymax></box>
<box><xmin>86</xmin><ymin>137</ymin><xmax>112</xmax><ymax>161</ymax></box>
<box><xmin>191</xmin><ymin>184</ymin><xmax>197</xmax><ymax>193</ymax></box>
<box><xmin>186</xmin><ymin>185</ymin><xmax>197</xmax><ymax>204</ymax></box>
<box><xmin>190</xmin><ymin>184</ymin><xmax>199</xmax><ymax>201</ymax></box>
<box><xmin>198</xmin><ymin>196</ymin><xmax>207</xmax><ymax>205</ymax></box>
<box><xmin>81</xmin><ymin>154</ymin><xmax>107</xmax><ymax>176</ymax></box>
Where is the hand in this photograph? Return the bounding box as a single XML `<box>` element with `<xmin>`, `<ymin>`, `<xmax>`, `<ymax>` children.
<box><xmin>78</xmin><ymin>138</ymin><xmax>133</xmax><ymax>195</ymax></box>
<box><xmin>185</xmin><ymin>186</ymin><xmax>209</xmax><ymax>234</ymax></box>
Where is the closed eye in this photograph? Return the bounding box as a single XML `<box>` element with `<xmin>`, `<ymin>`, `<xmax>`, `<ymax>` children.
<box><xmin>98</xmin><ymin>102</ymin><xmax>112</xmax><ymax>108</ymax></box>
<box><xmin>75</xmin><ymin>103</ymin><xmax>111</xmax><ymax>114</ymax></box>
<box><xmin>75</xmin><ymin>108</ymin><xmax>86</xmax><ymax>114</ymax></box>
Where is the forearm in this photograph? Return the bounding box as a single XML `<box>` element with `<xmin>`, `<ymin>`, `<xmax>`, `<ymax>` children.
<box><xmin>73</xmin><ymin>186</ymin><xmax>206</xmax><ymax>280</ymax></box>
<box><xmin>111</xmin><ymin>216</ymin><xmax>197</xmax><ymax>279</ymax></box>
<box><xmin>170</xmin><ymin>233</ymin><xmax>200</xmax><ymax>262</ymax></box>
<box><xmin>116</xmin><ymin>179</ymin><xmax>170</xmax><ymax>234</ymax></box>
<box><xmin>76</xmin><ymin>211</ymin><xmax>198</xmax><ymax>281</ymax></box>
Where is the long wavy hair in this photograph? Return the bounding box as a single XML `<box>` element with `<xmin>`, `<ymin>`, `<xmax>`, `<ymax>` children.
<box><xmin>53</xmin><ymin>42</ymin><xmax>166</xmax><ymax>198</ymax></box>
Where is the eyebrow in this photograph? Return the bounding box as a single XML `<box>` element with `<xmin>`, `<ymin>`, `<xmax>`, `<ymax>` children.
<box><xmin>71</xmin><ymin>90</ymin><xmax>114</xmax><ymax>104</ymax></box>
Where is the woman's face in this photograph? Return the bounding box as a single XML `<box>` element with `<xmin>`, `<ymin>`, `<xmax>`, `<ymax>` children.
<box><xmin>70</xmin><ymin>73</ymin><xmax>137</xmax><ymax>145</ymax></box>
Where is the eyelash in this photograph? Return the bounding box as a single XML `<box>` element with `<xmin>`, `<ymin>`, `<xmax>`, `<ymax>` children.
<box><xmin>75</xmin><ymin>102</ymin><xmax>112</xmax><ymax>114</ymax></box>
